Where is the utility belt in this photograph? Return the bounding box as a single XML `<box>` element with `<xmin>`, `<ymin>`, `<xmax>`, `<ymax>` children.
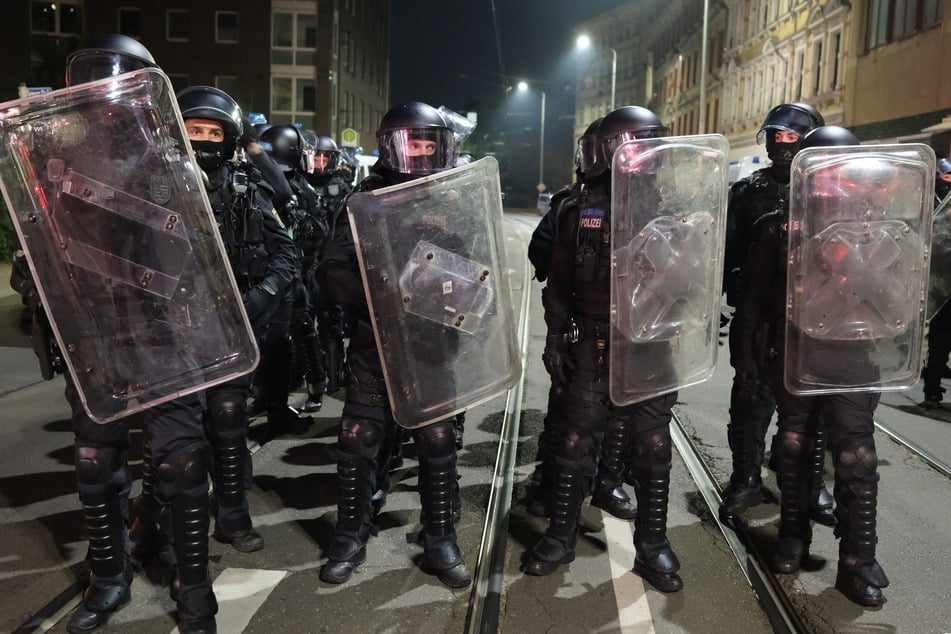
<box><xmin>561</xmin><ymin>315</ymin><xmax>610</xmax><ymax>376</ymax></box>
<box><xmin>562</xmin><ymin>315</ymin><xmax>610</xmax><ymax>344</ymax></box>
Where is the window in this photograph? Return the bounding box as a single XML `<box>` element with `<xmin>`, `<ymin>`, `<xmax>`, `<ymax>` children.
<box><xmin>118</xmin><ymin>8</ymin><xmax>141</xmax><ymax>38</ymax></box>
<box><xmin>811</xmin><ymin>41</ymin><xmax>823</xmax><ymax>96</ymax></box>
<box><xmin>167</xmin><ymin>10</ymin><xmax>188</xmax><ymax>41</ymax></box>
<box><xmin>31</xmin><ymin>1</ymin><xmax>82</xmax><ymax>36</ymax></box>
<box><xmin>341</xmin><ymin>30</ymin><xmax>353</xmax><ymax>74</ymax></box>
<box><xmin>272</xmin><ymin>12</ymin><xmax>317</xmax><ymax>66</ymax></box>
<box><xmin>829</xmin><ymin>31</ymin><xmax>842</xmax><ymax>91</ymax></box>
<box><xmin>867</xmin><ymin>0</ymin><xmax>945</xmax><ymax>49</ymax></box>
<box><xmin>215</xmin><ymin>76</ymin><xmax>240</xmax><ymax>99</ymax></box>
<box><xmin>216</xmin><ymin>11</ymin><xmax>239</xmax><ymax>44</ymax></box>
<box><xmin>271</xmin><ymin>76</ymin><xmax>316</xmax><ymax>129</ymax></box>
<box><xmin>793</xmin><ymin>49</ymin><xmax>804</xmax><ymax>100</ymax></box>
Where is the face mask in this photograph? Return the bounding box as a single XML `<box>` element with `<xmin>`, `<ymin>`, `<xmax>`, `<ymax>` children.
<box><xmin>191</xmin><ymin>140</ymin><xmax>227</xmax><ymax>172</ymax></box>
<box><xmin>766</xmin><ymin>137</ymin><xmax>800</xmax><ymax>167</ymax></box>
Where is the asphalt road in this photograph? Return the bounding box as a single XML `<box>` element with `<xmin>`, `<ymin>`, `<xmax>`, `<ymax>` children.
<box><xmin>1</xmin><ymin>209</ymin><xmax>950</xmax><ymax>633</ymax></box>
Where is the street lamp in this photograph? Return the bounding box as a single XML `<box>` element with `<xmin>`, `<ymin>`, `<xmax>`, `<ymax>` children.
<box><xmin>699</xmin><ymin>0</ymin><xmax>709</xmax><ymax>134</ymax></box>
<box><xmin>576</xmin><ymin>34</ymin><xmax>617</xmax><ymax>110</ymax></box>
<box><xmin>517</xmin><ymin>81</ymin><xmax>547</xmax><ymax>192</ymax></box>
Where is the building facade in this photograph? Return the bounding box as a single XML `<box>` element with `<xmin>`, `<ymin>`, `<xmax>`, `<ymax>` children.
<box><xmin>575</xmin><ymin>0</ymin><xmax>950</xmax><ymax>164</ymax></box>
<box><xmin>2</xmin><ymin>0</ymin><xmax>389</xmax><ymax>146</ymax></box>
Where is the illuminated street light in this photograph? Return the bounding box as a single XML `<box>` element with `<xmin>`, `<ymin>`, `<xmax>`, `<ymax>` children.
<box><xmin>576</xmin><ymin>34</ymin><xmax>617</xmax><ymax>110</ymax></box>
<box><xmin>518</xmin><ymin>81</ymin><xmax>547</xmax><ymax>191</ymax></box>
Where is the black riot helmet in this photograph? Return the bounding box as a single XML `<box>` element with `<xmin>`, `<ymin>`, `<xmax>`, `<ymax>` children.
<box><xmin>799</xmin><ymin>125</ymin><xmax>860</xmax><ymax>151</ymax></box>
<box><xmin>593</xmin><ymin>106</ymin><xmax>667</xmax><ymax>177</ymax></box>
<box><xmin>376</xmin><ymin>101</ymin><xmax>456</xmax><ymax>175</ymax></box>
<box><xmin>577</xmin><ymin>117</ymin><xmax>604</xmax><ymax>177</ymax></box>
<box><xmin>260</xmin><ymin>125</ymin><xmax>304</xmax><ymax>172</ymax></box>
<box><xmin>757</xmin><ymin>103</ymin><xmax>825</xmax><ymax>166</ymax></box>
<box><xmin>937</xmin><ymin>157</ymin><xmax>951</xmax><ymax>175</ymax></box>
<box><xmin>311</xmin><ymin>135</ymin><xmax>342</xmax><ymax>173</ymax></box>
<box><xmin>177</xmin><ymin>86</ymin><xmax>243</xmax><ymax>172</ymax></box>
<box><xmin>65</xmin><ymin>33</ymin><xmax>157</xmax><ymax>87</ymax></box>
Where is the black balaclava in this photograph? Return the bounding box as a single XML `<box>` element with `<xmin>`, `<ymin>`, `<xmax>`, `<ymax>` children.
<box><xmin>191</xmin><ymin>140</ymin><xmax>228</xmax><ymax>173</ymax></box>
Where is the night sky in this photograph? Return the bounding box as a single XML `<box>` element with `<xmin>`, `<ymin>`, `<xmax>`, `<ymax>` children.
<box><xmin>391</xmin><ymin>0</ymin><xmax>627</xmax><ymax>108</ymax></box>
<box><xmin>389</xmin><ymin>0</ymin><xmax>627</xmax><ymax>197</ymax></box>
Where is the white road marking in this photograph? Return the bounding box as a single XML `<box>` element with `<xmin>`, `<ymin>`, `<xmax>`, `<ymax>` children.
<box><xmin>603</xmin><ymin>513</ymin><xmax>656</xmax><ymax>633</ymax></box>
<box><xmin>170</xmin><ymin>568</ymin><xmax>287</xmax><ymax>634</ymax></box>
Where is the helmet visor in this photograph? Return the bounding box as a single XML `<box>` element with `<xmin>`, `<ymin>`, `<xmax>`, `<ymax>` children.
<box><xmin>312</xmin><ymin>150</ymin><xmax>341</xmax><ymax>174</ymax></box>
<box><xmin>601</xmin><ymin>128</ymin><xmax>666</xmax><ymax>165</ymax></box>
<box><xmin>578</xmin><ymin>135</ymin><xmax>601</xmax><ymax>174</ymax></box>
<box><xmin>757</xmin><ymin>107</ymin><xmax>817</xmax><ymax>143</ymax></box>
<box><xmin>66</xmin><ymin>51</ymin><xmax>151</xmax><ymax>86</ymax></box>
<box><xmin>378</xmin><ymin>128</ymin><xmax>455</xmax><ymax>175</ymax></box>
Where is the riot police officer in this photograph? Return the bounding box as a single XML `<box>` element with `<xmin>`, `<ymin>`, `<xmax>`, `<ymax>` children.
<box><xmin>921</xmin><ymin>157</ymin><xmax>951</xmax><ymax>407</ymax></box>
<box><xmin>315</xmin><ymin>102</ymin><xmax>471</xmax><ymax>588</ymax></box>
<box><xmin>719</xmin><ymin>103</ymin><xmax>835</xmax><ymax>528</ymax></box>
<box><xmin>260</xmin><ymin>125</ymin><xmax>330</xmax><ymax>414</ymax></box>
<box><xmin>15</xmin><ymin>34</ymin><xmax>217</xmax><ymax>634</ymax></box>
<box><xmin>301</xmin><ymin>131</ymin><xmax>354</xmax><ymax>396</ymax></box>
<box><xmin>732</xmin><ymin>125</ymin><xmax>891</xmax><ymax>606</ymax></box>
<box><xmin>523</xmin><ymin>106</ymin><xmax>682</xmax><ymax>593</ymax></box>
<box><xmin>524</xmin><ymin>116</ymin><xmax>636</xmax><ymax>522</ymax></box>
<box><xmin>176</xmin><ymin>86</ymin><xmax>297</xmax><ymax>548</ymax></box>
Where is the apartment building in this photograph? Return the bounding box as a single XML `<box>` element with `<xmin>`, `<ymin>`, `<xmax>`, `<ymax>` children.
<box><xmin>2</xmin><ymin>0</ymin><xmax>389</xmax><ymax>145</ymax></box>
<box><xmin>575</xmin><ymin>0</ymin><xmax>950</xmax><ymax>162</ymax></box>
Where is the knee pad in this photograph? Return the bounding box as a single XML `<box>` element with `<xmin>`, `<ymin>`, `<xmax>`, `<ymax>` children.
<box><xmin>559</xmin><ymin>427</ymin><xmax>597</xmax><ymax>465</ymax></box>
<box><xmin>631</xmin><ymin>431</ymin><xmax>672</xmax><ymax>465</ymax></box>
<box><xmin>834</xmin><ymin>438</ymin><xmax>878</xmax><ymax>484</ymax></box>
<box><xmin>156</xmin><ymin>441</ymin><xmax>207</xmax><ymax>498</ymax></box>
<box><xmin>776</xmin><ymin>429</ymin><xmax>810</xmax><ymax>461</ymax></box>
<box><xmin>207</xmin><ymin>392</ymin><xmax>245</xmax><ymax>434</ymax></box>
<box><xmin>75</xmin><ymin>445</ymin><xmax>123</xmax><ymax>487</ymax></box>
<box><xmin>338</xmin><ymin>418</ymin><xmax>380</xmax><ymax>459</ymax></box>
<box><xmin>414</xmin><ymin>420</ymin><xmax>455</xmax><ymax>459</ymax></box>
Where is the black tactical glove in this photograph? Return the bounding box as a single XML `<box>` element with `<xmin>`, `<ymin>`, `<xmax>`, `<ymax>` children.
<box><xmin>543</xmin><ymin>334</ymin><xmax>574</xmax><ymax>385</ymax></box>
<box><xmin>238</xmin><ymin>115</ymin><xmax>259</xmax><ymax>152</ymax></box>
<box><xmin>243</xmin><ymin>285</ymin><xmax>273</xmax><ymax>322</ymax></box>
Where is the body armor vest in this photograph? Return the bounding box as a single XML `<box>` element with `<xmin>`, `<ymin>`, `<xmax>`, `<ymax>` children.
<box><xmin>570</xmin><ymin>186</ymin><xmax>612</xmax><ymax>321</ymax></box>
<box><xmin>730</xmin><ymin>168</ymin><xmax>790</xmax><ymax>256</ymax></box>
<box><xmin>207</xmin><ymin>164</ymin><xmax>269</xmax><ymax>291</ymax></box>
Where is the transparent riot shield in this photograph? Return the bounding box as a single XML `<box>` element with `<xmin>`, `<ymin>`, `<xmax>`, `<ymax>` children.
<box><xmin>0</xmin><ymin>68</ymin><xmax>258</xmax><ymax>423</ymax></box>
<box><xmin>346</xmin><ymin>157</ymin><xmax>520</xmax><ymax>428</ymax></box>
<box><xmin>786</xmin><ymin>144</ymin><xmax>934</xmax><ymax>395</ymax></box>
<box><xmin>610</xmin><ymin>134</ymin><xmax>729</xmax><ymax>405</ymax></box>
<box><xmin>927</xmin><ymin>192</ymin><xmax>951</xmax><ymax>319</ymax></box>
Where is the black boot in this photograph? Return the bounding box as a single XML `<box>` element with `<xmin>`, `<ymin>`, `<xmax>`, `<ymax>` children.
<box><xmin>299</xmin><ymin>318</ymin><xmax>327</xmax><ymax>413</ymax></box>
<box><xmin>171</xmin><ymin>484</ymin><xmax>218</xmax><ymax>634</ymax></box>
<box><xmin>591</xmin><ymin>414</ymin><xmax>636</xmax><ymax>520</ymax></box>
<box><xmin>210</xmin><ymin>415</ymin><xmax>263</xmax><ymax>553</ymax></box>
<box><xmin>321</xmin><ymin>457</ymin><xmax>373</xmax><ymax>584</ymax></box>
<box><xmin>771</xmin><ymin>431</ymin><xmax>812</xmax><ymax>574</ymax></box>
<box><xmin>130</xmin><ymin>438</ymin><xmax>173</xmax><ymax>568</ymax></box>
<box><xmin>718</xmin><ymin>408</ymin><xmax>764</xmax><ymax>527</ymax></box>
<box><xmin>523</xmin><ymin>462</ymin><xmax>585</xmax><ymax>576</ymax></box>
<box><xmin>68</xmin><ymin>447</ymin><xmax>133</xmax><ymax>633</ymax></box>
<box><xmin>419</xmin><ymin>454</ymin><xmax>471</xmax><ymax>588</ymax></box>
<box><xmin>67</xmin><ymin>567</ymin><xmax>132</xmax><ymax>634</ymax></box>
<box><xmin>631</xmin><ymin>460</ymin><xmax>683</xmax><ymax>593</ymax></box>
<box><xmin>524</xmin><ymin>414</ymin><xmax>560</xmax><ymax>518</ymax></box>
<box><xmin>807</xmin><ymin>421</ymin><xmax>836</xmax><ymax>527</ymax></box>
<box><xmin>833</xmin><ymin>442</ymin><xmax>888</xmax><ymax>607</ymax></box>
